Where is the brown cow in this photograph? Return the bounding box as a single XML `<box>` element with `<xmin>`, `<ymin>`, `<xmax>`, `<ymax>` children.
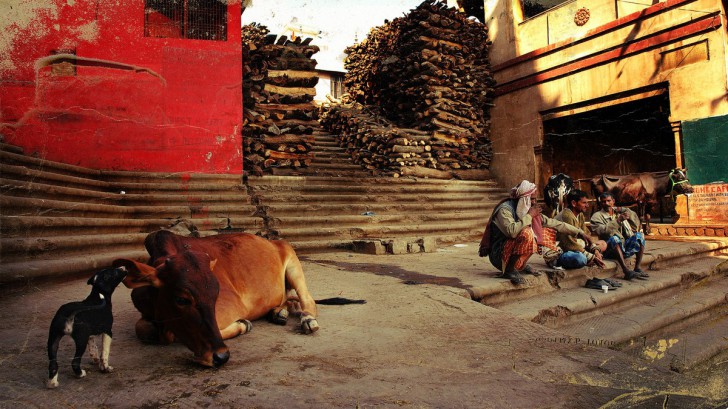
<box><xmin>590</xmin><ymin>168</ymin><xmax>693</xmax><ymax>234</ymax></box>
<box><xmin>113</xmin><ymin>230</ymin><xmax>319</xmax><ymax>367</ymax></box>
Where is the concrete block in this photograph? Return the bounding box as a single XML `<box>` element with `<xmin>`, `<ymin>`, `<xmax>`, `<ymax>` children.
<box><xmin>407</xmin><ymin>241</ymin><xmax>422</xmax><ymax>253</ymax></box>
<box><xmin>352</xmin><ymin>240</ymin><xmax>386</xmax><ymax>255</ymax></box>
<box><xmin>386</xmin><ymin>239</ymin><xmax>408</xmax><ymax>255</ymax></box>
<box><xmin>420</xmin><ymin>237</ymin><xmax>437</xmax><ymax>253</ymax></box>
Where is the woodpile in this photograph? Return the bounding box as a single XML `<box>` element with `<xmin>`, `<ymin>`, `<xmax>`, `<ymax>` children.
<box><xmin>320</xmin><ymin>102</ymin><xmax>488</xmax><ymax>179</ymax></box>
<box><xmin>242</xmin><ymin>24</ymin><xmax>321</xmax><ymax>175</ymax></box>
<box><xmin>322</xmin><ymin>0</ymin><xmax>495</xmax><ymax>176</ymax></box>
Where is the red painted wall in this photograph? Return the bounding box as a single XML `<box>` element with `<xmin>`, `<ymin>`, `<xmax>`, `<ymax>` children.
<box><xmin>1</xmin><ymin>1</ymin><xmax>243</xmax><ymax>173</ymax></box>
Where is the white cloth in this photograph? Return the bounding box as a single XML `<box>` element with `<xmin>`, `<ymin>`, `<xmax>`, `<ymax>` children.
<box><xmin>510</xmin><ymin>180</ymin><xmax>537</xmax><ymax>220</ymax></box>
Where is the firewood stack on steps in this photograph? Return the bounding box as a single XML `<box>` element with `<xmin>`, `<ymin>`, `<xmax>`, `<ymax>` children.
<box><xmin>320</xmin><ymin>0</ymin><xmax>495</xmax><ymax>179</ymax></box>
<box><xmin>242</xmin><ymin>24</ymin><xmax>321</xmax><ymax>176</ymax></box>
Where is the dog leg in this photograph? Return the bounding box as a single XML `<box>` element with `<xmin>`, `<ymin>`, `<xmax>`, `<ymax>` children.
<box><xmin>47</xmin><ymin>334</ymin><xmax>62</xmax><ymax>388</ymax></box>
<box><xmin>87</xmin><ymin>336</ymin><xmax>100</xmax><ymax>364</ymax></box>
<box><xmin>71</xmin><ymin>333</ymin><xmax>89</xmax><ymax>378</ymax></box>
<box><xmin>99</xmin><ymin>333</ymin><xmax>113</xmax><ymax>373</ymax></box>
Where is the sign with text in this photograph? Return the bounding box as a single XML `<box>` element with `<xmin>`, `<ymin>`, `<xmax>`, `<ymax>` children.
<box><xmin>688</xmin><ymin>183</ymin><xmax>728</xmax><ymax>223</ymax></box>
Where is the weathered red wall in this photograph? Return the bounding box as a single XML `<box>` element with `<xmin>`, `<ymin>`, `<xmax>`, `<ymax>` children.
<box><xmin>1</xmin><ymin>1</ymin><xmax>243</xmax><ymax>173</ymax></box>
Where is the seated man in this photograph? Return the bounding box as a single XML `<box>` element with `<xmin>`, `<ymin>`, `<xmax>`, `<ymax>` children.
<box><xmin>590</xmin><ymin>192</ymin><xmax>648</xmax><ymax>280</ymax></box>
<box><xmin>554</xmin><ymin>189</ymin><xmax>606</xmax><ymax>269</ymax></box>
<box><xmin>479</xmin><ymin>180</ymin><xmax>593</xmax><ymax>285</ymax></box>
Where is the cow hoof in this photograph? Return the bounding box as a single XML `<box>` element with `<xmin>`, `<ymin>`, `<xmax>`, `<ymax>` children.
<box><xmin>76</xmin><ymin>369</ymin><xmax>86</xmax><ymax>379</ymax></box>
<box><xmin>301</xmin><ymin>316</ymin><xmax>319</xmax><ymax>334</ymax></box>
<box><xmin>46</xmin><ymin>376</ymin><xmax>59</xmax><ymax>389</ymax></box>
<box><xmin>100</xmin><ymin>365</ymin><xmax>113</xmax><ymax>373</ymax></box>
<box><xmin>269</xmin><ymin>308</ymin><xmax>289</xmax><ymax>325</ymax></box>
<box><xmin>237</xmin><ymin>319</ymin><xmax>253</xmax><ymax>335</ymax></box>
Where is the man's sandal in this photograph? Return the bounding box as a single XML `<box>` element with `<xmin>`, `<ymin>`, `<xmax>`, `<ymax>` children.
<box><xmin>633</xmin><ymin>268</ymin><xmax>650</xmax><ymax>277</ymax></box>
<box><xmin>624</xmin><ymin>270</ymin><xmax>648</xmax><ymax>280</ymax></box>
<box><xmin>602</xmin><ymin>278</ymin><xmax>623</xmax><ymax>287</ymax></box>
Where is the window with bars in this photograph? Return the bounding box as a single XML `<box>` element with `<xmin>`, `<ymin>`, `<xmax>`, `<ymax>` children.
<box><xmin>144</xmin><ymin>0</ymin><xmax>227</xmax><ymax>41</ymax></box>
<box><xmin>330</xmin><ymin>74</ymin><xmax>344</xmax><ymax>99</ymax></box>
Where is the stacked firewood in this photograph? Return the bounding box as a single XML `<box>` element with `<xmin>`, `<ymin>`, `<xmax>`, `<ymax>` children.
<box><xmin>320</xmin><ymin>101</ymin><xmax>488</xmax><ymax>179</ymax></box>
<box><xmin>242</xmin><ymin>24</ymin><xmax>321</xmax><ymax>175</ymax></box>
<box><xmin>325</xmin><ymin>0</ymin><xmax>495</xmax><ymax>175</ymax></box>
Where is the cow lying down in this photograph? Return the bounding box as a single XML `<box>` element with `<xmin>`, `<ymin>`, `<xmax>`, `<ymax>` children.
<box><xmin>113</xmin><ymin>231</ymin><xmax>359</xmax><ymax>367</ymax></box>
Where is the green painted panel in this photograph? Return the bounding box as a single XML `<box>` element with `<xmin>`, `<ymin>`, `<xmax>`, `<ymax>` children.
<box><xmin>682</xmin><ymin>114</ymin><xmax>728</xmax><ymax>185</ymax></box>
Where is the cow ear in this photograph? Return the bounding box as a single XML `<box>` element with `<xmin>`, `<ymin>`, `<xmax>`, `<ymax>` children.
<box><xmin>113</xmin><ymin>259</ymin><xmax>162</xmax><ymax>288</ymax></box>
<box><xmin>209</xmin><ymin>258</ymin><xmax>218</xmax><ymax>271</ymax></box>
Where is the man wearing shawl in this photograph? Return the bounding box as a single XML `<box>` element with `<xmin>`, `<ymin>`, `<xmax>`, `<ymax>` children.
<box><xmin>479</xmin><ymin>180</ymin><xmax>593</xmax><ymax>285</ymax></box>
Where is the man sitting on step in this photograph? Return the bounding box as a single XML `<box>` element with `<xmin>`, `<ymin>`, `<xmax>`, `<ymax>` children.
<box><xmin>590</xmin><ymin>192</ymin><xmax>648</xmax><ymax>280</ymax></box>
<box><xmin>478</xmin><ymin>180</ymin><xmax>593</xmax><ymax>285</ymax></box>
<box><xmin>553</xmin><ymin>189</ymin><xmax>606</xmax><ymax>269</ymax></box>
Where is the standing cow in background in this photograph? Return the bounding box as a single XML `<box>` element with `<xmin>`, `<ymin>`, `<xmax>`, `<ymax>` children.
<box><xmin>543</xmin><ymin>173</ymin><xmax>574</xmax><ymax>217</ymax></box>
<box><xmin>590</xmin><ymin>168</ymin><xmax>693</xmax><ymax>234</ymax></box>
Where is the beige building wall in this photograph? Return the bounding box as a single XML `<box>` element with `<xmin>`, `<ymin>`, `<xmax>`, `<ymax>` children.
<box><xmin>483</xmin><ymin>0</ymin><xmax>728</xmax><ymax>189</ymax></box>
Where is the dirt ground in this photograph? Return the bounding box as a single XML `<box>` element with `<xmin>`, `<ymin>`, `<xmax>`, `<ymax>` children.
<box><xmin>1</xmin><ymin>243</ymin><xmax>726</xmax><ymax>409</ymax></box>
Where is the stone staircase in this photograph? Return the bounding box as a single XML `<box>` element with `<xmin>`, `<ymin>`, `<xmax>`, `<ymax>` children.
<box><xmin>469</xmin><ymin>237</ymin><xmax>728</xmax><ymax>371</ymax></box>
<box><xmin>247</xmin><ymin>175</ymin><xmax>503</xmax><ymax>252</ymax></box>
<box><xmin>268</xmin><ymin>131</ymin><xmax>372</xmax><ymax>177</ymax></box>
<box><xmin>0</xmin><ymin>141</ymin><xmax>506</xmax><ymax>285</ymax></box>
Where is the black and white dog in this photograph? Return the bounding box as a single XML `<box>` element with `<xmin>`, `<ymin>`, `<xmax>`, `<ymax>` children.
<box><xmin>47</xmin><ymin>267</ymin><xmax>127</xmax><ymax>388</ymax></box>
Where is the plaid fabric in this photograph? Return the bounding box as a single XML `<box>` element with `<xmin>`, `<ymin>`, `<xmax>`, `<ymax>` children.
<box><xmin>538</xmin><ymin>228</ymin><xmax>558</xmax><ymax>252</ymax></box>
<box><xmin>605</xmin><ymin>232</ymin><xmax>645</xmax><ymax>258</ymax></box>
<box><xmin>502</xmin><ymin>227</ymin><xmax>538</xmax><ymax>271</ymax></box>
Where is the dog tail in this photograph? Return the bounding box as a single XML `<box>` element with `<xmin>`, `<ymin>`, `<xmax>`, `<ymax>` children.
<box><xmin>315</xmin><ymin>297</ymin><xmax>367</xmax><ymax>305</ymax></box>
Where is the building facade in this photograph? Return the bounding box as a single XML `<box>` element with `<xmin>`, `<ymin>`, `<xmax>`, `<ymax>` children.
<box><xmin>483</xmin><ymin>0</ymin><xmax>728</xmax><ymax>193</ymax></box>
<box><xmin>1</xmin><ymin>0</ymin><xmax>243</xmax><ymax>173</ymax></box>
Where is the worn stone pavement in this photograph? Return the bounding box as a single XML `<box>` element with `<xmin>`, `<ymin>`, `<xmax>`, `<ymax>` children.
<box><xmin>0</xmin><ymin>238</ymin><xmax>726</xmax><ymax>409</ymax></box>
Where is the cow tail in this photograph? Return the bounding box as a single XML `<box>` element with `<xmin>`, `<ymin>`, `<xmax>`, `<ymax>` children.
<box><xmin>315</xmin><ymin>297</ymin><xmax>367</xmax><ymax>305</ymax></box>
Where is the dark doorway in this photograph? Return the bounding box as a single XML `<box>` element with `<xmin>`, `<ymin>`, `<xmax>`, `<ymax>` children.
<box><xmin>543</xmin><ymin>94</ymin><xmax>675</xmax><ymax>183</ymax></box>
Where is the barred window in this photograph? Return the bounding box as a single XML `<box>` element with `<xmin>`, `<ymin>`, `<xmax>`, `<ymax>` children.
<box><xmin>145</xmin><ymin>0</ymin><xmax>227</xmax><ymax>41</ymax></box>
<box><xmin>330</xmin><ymin>74</ymin><xmax>344</xmax><ymax>99</ymax></box>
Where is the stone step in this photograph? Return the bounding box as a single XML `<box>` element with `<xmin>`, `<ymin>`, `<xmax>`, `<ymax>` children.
<box><xmin>617</xmin><ymin>302</ymin><xmax>728</xmax><ymax>371</ymax></box>
<box><xmin>0</xmin><ymin>249</ymin><xmax>149</xmax><ymax>285</ymax></box>
<box><xmin>0</xmin><ymin>150</ymin><xmax>102</xmax><ymax>179</ymax></box>
<box><xmin>1</xmin><ymin>163</ymin><xmax>109</xmax><ymax>192</ymax></box>
<box><xmin>0</xmin><ymin>215</ymin><xmax>262</xmax><ymax>238</ymax></box>
<box><xmin>0</xmin><ymin>142</ymin><xmax>25</xmax><ymax>155</ymax></box>
<box><xmin>263</xmin><ymin>201</ymin><xmax>497</xmax><ymax>217</ymax></box>
<box><xmin>472</xmin><ymin>239</ymin><xmax>728</xmax><ymax>307</ymax></box>
<box><xmin>489</xmin><ymin>245</ymin><xmax>728</xmax><ymax>369</ymax></box>
<box><xmin>269</xmin><ymin>210</ymin><xmax>486</xmax><ymax>229</ymax></box>
<box><xmin>247</xmin><ymin>175</ymin><xmax>499</xmax><ymax>187</ymax></box>
<box><xmin>275</xmin><ymin>219</ymin><xmax>484</xmax><ymax>241</ymax></box>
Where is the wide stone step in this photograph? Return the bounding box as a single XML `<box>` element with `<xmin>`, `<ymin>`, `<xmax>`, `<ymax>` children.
<box><xmin>617</xmin><ymin>302</ymin><xmax>728</xmax><ymax>371</ymax></box>
<box><xmin>1</xmin><ymin>195</ymin><xmax>134</xmax><ymax>218</ymax></box>
<box><xmin>484</xmin><ymin>241</ymin><xmax>728</xmax><ymax>372</ymax></box>
<box><xmin>1</xmin><ymin>163</ymin><xmax>109</xmax><ymax>192</ymax></box>
<box><xmin>99</xmin><ymin>170</ymin><xmax>243</xmax><ymax>185</ymax></box>
<box><xmin>470</xmin><ymin>239</ymin><xmax>728</xmax><ymax>307</ymax></box>
<box><xmin>258</xmin><ymin>192</ymin><xmax>498</xmax><ymax>205</ymax></box>
<box><xmin>269</xmin><ymin>210</ymin><xmax>486</xmax><ymax>228</ymax></box>
<box><xmin>0</xmin><ymin>249</ymin><xmax>149</xmax><ymax>285</ymax></box>
<box><xmin>275</xmin><ymin>219</ymin><xmax>484</xmax><ymax>241</ymax></box>
<box><xmin>1</xmin><ymin>216</ymin><xmax>262</xmax><ymax>237</ymax></box>
<box><xmin>0</xmin><ymin>150</ymin><xmax>102</xmax><ymax>179</ymax></box>
<box><xmin>1</xmin><ymin>178</ymin><xmax>119</xmax><ymax>203</ymax></box>
<box><xmin>251</xmin><ymin>183</ymin><xmax>502</xmax><ymax>195</ymax></box>
<box><xmin>263</xmin><ymin>202</ymin><xmax>497</xmax><ymax>219</ymax></box>
<box><xmin>117</xmin><ymin>193</ymin><xmax>250</xmax><ymax>206</ymax></box>
<box><xmin>247</xmin><ymin>175</ymin><xmax>499</xmax><ymax>187</ymax></box>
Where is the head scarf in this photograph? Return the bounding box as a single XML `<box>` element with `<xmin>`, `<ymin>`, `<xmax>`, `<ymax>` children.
<box><xmin>510</xmin><ymin>180</ymin><xmax>537</xmax><ymax>219</ymax></box>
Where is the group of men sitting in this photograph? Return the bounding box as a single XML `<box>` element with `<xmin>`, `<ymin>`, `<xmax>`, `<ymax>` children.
<box><xmin>479</xmin><ymin>180</ymin><xmax>649</xmax><ymax>285</ymax></box>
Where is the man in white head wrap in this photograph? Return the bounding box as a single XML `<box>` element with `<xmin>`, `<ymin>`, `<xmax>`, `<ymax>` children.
<box><xmin>479</xmin><ymin>180</ymin><xmax>593</xmax><ymax>285</ymax></box>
